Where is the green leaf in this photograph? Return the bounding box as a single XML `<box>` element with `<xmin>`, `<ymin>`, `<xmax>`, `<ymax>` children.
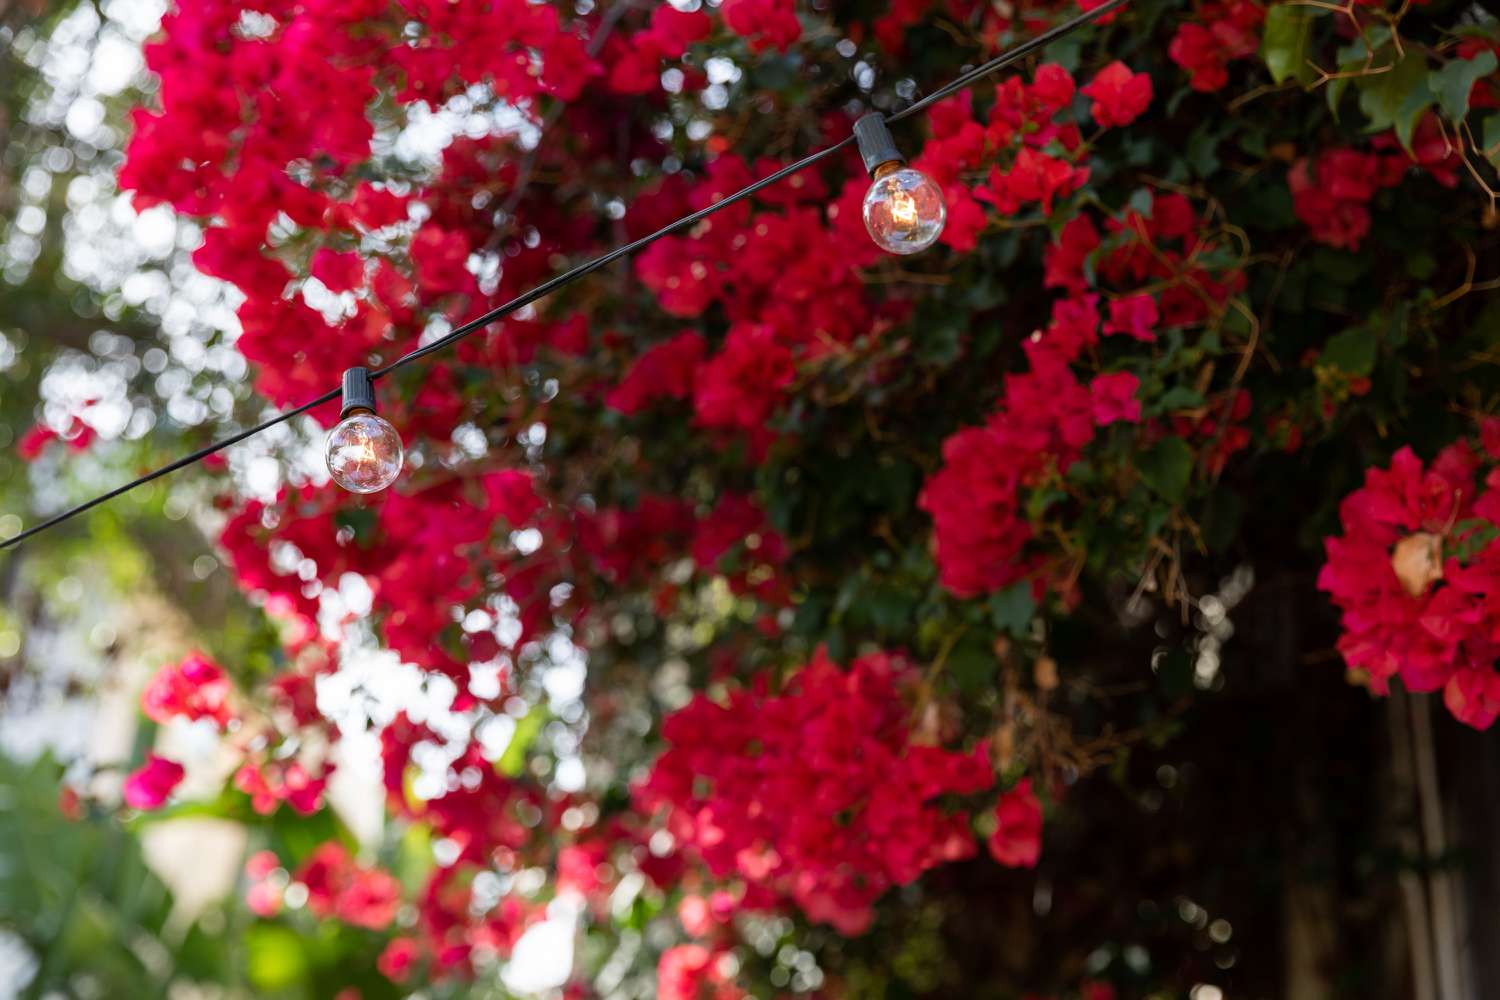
<box><xmin>1357</xmin><ymin>50</ymin><xmax>1429</xmax><ymax>133</ymax></box>
<box><xmin>1321</xmin><ymin>325</ymin><xmax>1377</xmax><ymax>375</ymax></box>
<box><xmin>1328</xmin><ymin>74</ymin><xmax>1349</xmax><ymax>117</ymax></box>
<box><xmin>1484</xmin><ymin>113</ymin><xmax>1500</xmax><ymax>167</ymax></box>
<box><xmin>947</xmin><ymin>636</ymin><xmax>999</xmax><ymax>695</ymax></box>
<box><xmin>1261</xmin><ymin>5</ymin><xmax>1315</xmax><ymax>85</ymax></box>
<box><xmin>1185</xmin><ymin>124</ymin><xmax>1222</xmax><ymax>178</ymax></box>
<box><xmin>497</xmin><ymin>704</ymin><xmax>550</xmax><ymax>777</ymax></box>
<box><xmin>1158</xmin><ymin>386</ymin><xmax>1206</xmax><ymax>411</ymax></box>
<box><xmin>988</xmin><ymin>581</ymin><xmax>1035</xmax><ymax>637</ymax></box>
<box><xmin>1137</xmin><ymin>437</ymin><xmax>1194</xmax><ymax>503</ymax></box>
<box><xmin>1449</xmin><ymin>519</ymin><xmax>1500</xmax><ymax>562</ymax></box>
<box><xmin>245</xmin><ymin>923</ymin><xmax>311</xmax><ymax>991</ymax></box>
<box><xmin>1430</xmin><ymin>51</ymin><xmax>1497</xmax><ymax>122</ymax></box>
<box><xmin>1393</xmin><ymin>75</ymin><xmax>1435</xmax><ymax>151</ymax></box>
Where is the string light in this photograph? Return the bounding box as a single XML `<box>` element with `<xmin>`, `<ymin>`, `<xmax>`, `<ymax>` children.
<box><xmin>326</xmin><ymin>367</ymin><xmax>403</xmax><ymax>493</ymax></box>
<box><xmin>854</xmin><ymin>113</ymin><xmax>946</xmax><ymax>255</ymax></box>
<box><xmin>0</xmin><ymin>0</ymin><xmax>1127</xmax><ymax>535</ymax></box>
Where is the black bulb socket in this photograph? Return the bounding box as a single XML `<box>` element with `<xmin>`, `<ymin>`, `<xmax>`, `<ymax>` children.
<box><xmin>340</xmin><ymin>366</ymin><xmax>377</xmax><ymax>419</ymax></box>
<box><xmin>853</xmin><ymin>113</ymin><xmax>907</xmax><ymax>177</ymax></box>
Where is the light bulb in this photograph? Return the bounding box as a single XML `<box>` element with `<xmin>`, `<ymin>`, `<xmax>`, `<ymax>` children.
<box><xmin>327</xmin><ymin>367</ymin><xmax>402</xmax><ymax>493</ymax></box>
<box><xmin>326</xmin><ymin>410</ymin><xmax>403</xmax><ymax>493</ymax></box>
<box><xmin>863</xmin><ymin>166</ymin><xmax>946</xmax><ymax>255</ymax></box>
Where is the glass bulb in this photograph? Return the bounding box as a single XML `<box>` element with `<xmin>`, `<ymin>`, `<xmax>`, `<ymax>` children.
<box><xmin>326</xmin><ymin>410</ymin><xmax>403</xmax><ymax>493</ymax></box>
<box><xmin>863</xmin><ymin>166</ymin><xmax>946</xmax><ymax>255</ymax></box>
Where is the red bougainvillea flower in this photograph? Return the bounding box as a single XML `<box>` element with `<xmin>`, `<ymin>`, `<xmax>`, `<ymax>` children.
<box><xmin>17</xmin><ymin>424</ymin><xmax>57</xmax><ymax>461</ymax></box>
<box><xmin>1090</xmin><ymin>372</ymin><xmax>1144</xmax><ymax>425</ymax></box>
<box><xmin>235</xmin><ymin>758</ymin><xmax>332</xmax><ymax>816</ymax></box>
<box><xmin>987</xmin><ymin>778</ymin><xmax>1044</xmax><ymax>868</ymax></box>
<box><xmin>657</xmin><ymin>944</ymin><xmax>746</xmax><ymax>1000</ymax></box>
<box><xmin>123</xmin><ymin>754</ymin><xmax>184</xmax><ymax>810</ymax></box>
<box><xmin>309</xmin><ymin>247</ymin><xmax>364</xmax><ymax>293</ymax></box>
<box><xmin>1317</xmin><ymin>442</ymin><xmax>1500</xmax><ymax>728</ymax></box>
<box><xmin>297</xmin><ymin>842</ymin><xmax>403</xmax><ymax>930</ymax></box>
<box><xmin>244</xmin><ymin>850</ymin><xmax>285</xmax><ymax>917</ymax></box>
<box><xmin>1104</xmin><ymin>293</ymin><xmax>1159</xmax><ymax>342</ymax></box>
<box><xmin>1168</xmin><ymin>1</ymin><xmax>1265</xmax><ymax>92</ymax></box>
<box><xmin>1081</xmin><ymin>62</ymin><xmax>1154</xmax><ymax>128</ymax></box>
<box><xmin>378</xmin><ymin>938</ymin><xmax>422</xmax><ymax>983</ymax></box>
<box><xmin>1288</xmin><ymin>148</ymin><xmax>1404</xmax><ymax>250</ymax></box>
<box><xmin>719</xmin><ymin>0</ymin><xmax>801</xmax><ymax>53</ymax></box>
<box><xmin>637</xmin><ymin>648</ymin><xmax>993</xmax><ymax>935</ymax></box>
<box><xmin>141</xmin><ymin>651</ymin><xmax>233</xmax><ymax>728</ymax></box>
<box><xmin>692</xmin><ymin>324</ymin><xmax>796</xmax><ymax>433</ymax></box>
<box><xmin>607</xmin><ymin>331</ymin><xmax>706</xmax><ymax>415</ymax></box>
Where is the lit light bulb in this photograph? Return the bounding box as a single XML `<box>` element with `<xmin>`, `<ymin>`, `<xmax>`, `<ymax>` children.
<box><xmin>851</xmin><ymin>112</ymin><xmax>946</xmax><ymax>255</ymax></box>
<box><xmin>863</xmin><ymin>166</ymin><xmax>946</xmax><ymax>255</ymax></box>
<box><xmin>326</xmin><ymin>367</ymin><xmax>403</xmax><ymax>493</ymax></box>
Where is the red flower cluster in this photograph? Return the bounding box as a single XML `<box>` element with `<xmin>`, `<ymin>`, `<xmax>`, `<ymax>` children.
<box><xmin>606</xmin><ymin>331</ymin><xmax>707</xmax><ymax>415</ymax></box>
<box><xmin>1288</xmin><ymin>148</ymin><xmax>1405</xmax><ymax>251</ymax></box>
<box><xmin>1168</xmin><ymin>1</ymin><xmax>1265</xmax><ymax>92</ymax></box>
<box><xmin>632</xmin><ymin>155</ymin><xmax>877</xmax><ymax>443</ymax></box>
<box><xmin>235</xmin><ymin>757</ymin><xmax>332</xmax><ymax>816</ymax></box>
<box><xmin>657</xmin><ymin>944</ymin><xmax>746</xmax><ymax>1000</ymax></box>
<box><xmin>297</xmin><ymin>842</ymin><xmax>403</xmax><ymax>930</ymax></box>
<box><xmin>925</xmin><ymin>189</ymin><xmax>1245</xmax><ymax>599</ymax></box>
<box><xmin>918</xmin><ymin>346</ymin><xmax>1119</xmax><ymax>598</ymax></box>
<box><xmin>1319</xmin><ymin>436</ymin><xmax>1500</xmax><ymax>728</ymax></box>
<box><xmin>141</xmin><ymin>651</ymin><xmax>233</xmax><ymax>729</ymax></box>
<box><xmin>636</xmin><ymin>649</ymin><xmax>993</xmax><ymax>934</ymax></box>
<box><xmin>987</xmin><ymin>778</ymin><xmax>1044</xmax><ymax>868</ymax></box>
<box><xmin>911</xmin><ymin>69</ymin><xmax>1090</xmax><ymax>252</ymax></box>
<box><xmin>244</xmin><ymin>850</ymin><xmax>285</xmax><ymax>917</ymax></box>
<box><xmin>720</xmin><ymin>0</ymin><xmax>801</xmax><ymax>52</ymax></box>
<box><xmin>605</xmin><ymin>6</ymin><xmax>712</xmax><ymax>95</ymax></box>
<box><xmin>17</xmin><ymin>416</ymin><xmax>95</xmax><ymax>461</ymax></box>
<box><xmin>1080</xmin><ymin>62</ymin><xmax>1155</xmax><ymax>128</ymax></box>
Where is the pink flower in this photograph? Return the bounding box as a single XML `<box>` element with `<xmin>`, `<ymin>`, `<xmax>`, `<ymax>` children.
<box><xmin>378</xmin><ymin>938</ymin><xmax>421</xmax><ymax>982</ymax></box>
<box><xmin>141</xmin><ymin>652</ymin><xmax>233</xmax><ymax>728</ymax></box>
<box><xmin>246</xmin><ymin>849</ymin><xmax>281</xmax><ymax>881</ymax></box>
<box><xmin>1081</xmin><ymin>62</ymin><xmax>1154</xmax><ymax>128</ymax></box>
<box><xmin>1090</xmin><ymin>372</ymin><xmax>1143</xmax><ymax>425</ymax></box>
<box><xmin>123</xmin><ymin>754</ymin><xmax>184</xmax><ymax>810</ymax></box>
<box><xmin>987</xmin><ymin>778</ymin><xmax>1043</xmax><ymax>868</ymax></box>
<box><xmin>337</xmin><ymin>867</ymin><xmax>402</xmax><ymax>929</ymax></box>
<box><xmin>1104</xmin><ymin>294</ymin><xmax>1159</xmax><ymax>342</ymax></box>
<box><xmin>17</xmin><ymin>425</ymin><xmax>57</xmax><ymax>461</ymax></box>
<box><xmin>297</xmin><ymin>842</ymin><xmax>403</xmax><ymax>930</ymax></box>
<box><xmin>1445</xmin><ymin>667</ymin><xmax>1500</xmax><ymax>730</ymax></box>
<box><xmin>246</xmin><ymin>882</ymin><xmax>283</xmax><ymax>917</ymax></box>
<box><xmin>658</xmin><ymin>944</ymin><xmax>744</xmax><ymax>1000</ymax></box>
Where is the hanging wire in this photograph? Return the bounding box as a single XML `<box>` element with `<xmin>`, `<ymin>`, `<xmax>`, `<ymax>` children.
<box><xmin>0</xmin><ymin>0</ymin><xmax>1127</xmax><ymax>553</ymax></box>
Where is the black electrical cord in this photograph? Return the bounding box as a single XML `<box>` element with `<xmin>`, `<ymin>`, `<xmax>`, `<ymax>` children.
<box><xmin>0</xmin><ymin>0</ymin><xmax>1127</xmax><ymax>553</ymax></box>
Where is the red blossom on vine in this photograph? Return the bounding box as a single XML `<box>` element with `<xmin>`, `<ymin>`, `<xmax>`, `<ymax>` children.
<box><xmin>123</xmin><ymin>754</ymin><xmax>184</xmax><ymax>811</ymax></box>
